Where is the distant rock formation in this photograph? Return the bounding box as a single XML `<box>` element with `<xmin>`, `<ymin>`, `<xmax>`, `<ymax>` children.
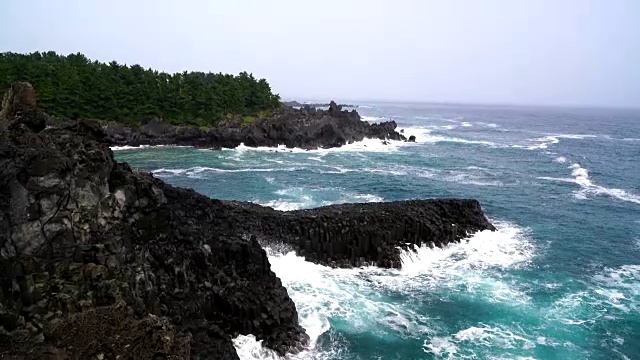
<box><xmin>102</xmin><ymin>100</ymin><xmax>405</xmax><ymax>150</ymax></box>
<box><xmin>283</xmin><ymin>100</ymin><xmax>358</xmax><ymax>108</ymax></box>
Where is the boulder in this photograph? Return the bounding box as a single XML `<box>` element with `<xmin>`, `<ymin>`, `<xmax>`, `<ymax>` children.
<box><xmin>408</xmin><ymin>135</ymin><xmax>416</xmax><ymax>142</ymax></box>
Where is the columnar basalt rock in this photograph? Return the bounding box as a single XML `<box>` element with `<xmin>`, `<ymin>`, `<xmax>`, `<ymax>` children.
<box><xmin>223</xmin><ymin>199</ymin><xmax>496</xmax><ymax>268</ymax></box>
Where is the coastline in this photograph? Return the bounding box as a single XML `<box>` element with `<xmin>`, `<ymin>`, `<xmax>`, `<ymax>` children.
<box><xmin>0</xmin><ymin>83</ymin><xmax>492</xmax><ymax>359</ymax></box>
<box><xmin>102</xmin><ymin>102</ymin><xmax>410</xmax><ymax>151</ymax></box>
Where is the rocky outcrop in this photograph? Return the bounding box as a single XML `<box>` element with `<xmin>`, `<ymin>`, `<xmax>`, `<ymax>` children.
<box><xmin>223</xmin><ymin>199</ymin><xmax>496</xmax><ymax>268</ymax></box>
<box><xmin>0</xmin><ymin>89</ymin><xmax>307</xmax><ymax>359</ymax></box>
<box><xmin>103</xmin><ymin>101</ymin><xmax>407</xmax><ymax>150</ymax></box>
<box><xmin>0</xmin><ymin>82</ymin><xmax>46</xmax><ymax>133</ymax></box>
<box><xmin>282</xmin><ymin>100</ymin><xmax>357</xmax><ymax>108</ymax></box>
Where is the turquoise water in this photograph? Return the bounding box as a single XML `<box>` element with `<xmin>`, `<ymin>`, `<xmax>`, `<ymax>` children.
<box><xmin>115</xmin><ymin>103</ymin><xmax>640</xmax><ymax>360</ymax></box>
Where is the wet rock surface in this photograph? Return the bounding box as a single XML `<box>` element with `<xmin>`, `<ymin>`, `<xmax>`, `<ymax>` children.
<box><xmin>103</xmin><ymin>101</ymin><xmax>407</xmax><ymax>150</ymax></box>
<box><xmin>224</xmin><ymin>199</ymin><xmax>496</xmax><ymax>268</ymax></box>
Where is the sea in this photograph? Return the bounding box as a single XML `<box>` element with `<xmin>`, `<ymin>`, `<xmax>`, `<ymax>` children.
<box><xmin>113</xmin><ymin>102</ymin><xmax>640</xmax><ymax>360</ymax></box>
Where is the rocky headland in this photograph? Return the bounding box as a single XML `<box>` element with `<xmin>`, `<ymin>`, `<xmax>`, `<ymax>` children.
<box><xmin>102</xmin><ymin>101</ymin><xmax>406</xmax><ymax>150</ymax></box>
<box><xmin>0</xmin><ymin>83</ymin><xmax>494</xmax><ymax>359</ymax></box>
<box><xmin>282</xmin><ymin>101</ymin><xmax>357</xmax><ymax>108</ymax></box>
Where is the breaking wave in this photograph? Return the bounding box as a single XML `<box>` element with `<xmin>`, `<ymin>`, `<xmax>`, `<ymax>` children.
<box><xmin>234</xmin><ymin>221</ymin><xmax>533</xmax><ymax>359</ymax></box>
<box><xmin>538</xmin><ymin>163</ymin><xmax>640</xmax><ymax>205</ymax></box>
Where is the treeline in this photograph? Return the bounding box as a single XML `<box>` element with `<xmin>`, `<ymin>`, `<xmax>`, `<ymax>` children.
<box><xmin>0</xmin><ymin>51</ymin><xmax>281</xmax><ymax>126</ymax></box>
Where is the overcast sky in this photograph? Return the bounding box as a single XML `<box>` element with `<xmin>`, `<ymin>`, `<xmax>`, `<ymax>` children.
<box><xmin>2</xmin><ymin>0</ymin><xmax>639</xmax><ymax>107</ymax></box>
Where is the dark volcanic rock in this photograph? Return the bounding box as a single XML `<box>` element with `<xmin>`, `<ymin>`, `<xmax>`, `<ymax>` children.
<box><xmin>224</xmin><ymin>199</ymin><xmax>496</xmax><ymax>269</ymax></box>
<box><xmin>0</xmin><ymin>82</ymin><xmax>46</xmax><ymax>133</ymax></box>
<box><xmin>103</xmin><ymin>101</ymin><xmax>406</xmax><ymax>150</ymax></box>
<box><xmin>0</xmin><ymin>91</ymin><xmax>307</xmax><ymax>358</ymax></box>
<box><xmin>408</xmin><ymin>135</ymin><xmax>416</xmax><ymax>142</ymax></box>
<box><xmin>283</xmin><ymin>100</ymin><xmax>357</xmax><ymax>108</ymax></box>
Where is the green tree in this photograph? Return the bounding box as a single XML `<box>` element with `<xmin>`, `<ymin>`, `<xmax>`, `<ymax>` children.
<box><xmin>0</xmin><ymin>51</ymin><xmax>282</xmax><ymax>126</ymax></box>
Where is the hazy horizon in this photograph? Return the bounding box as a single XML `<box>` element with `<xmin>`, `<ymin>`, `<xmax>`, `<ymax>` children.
<box><xmin>2</xmin><ymin>0</ymin><xmax>639</xmax><ymax>109</ymax></box>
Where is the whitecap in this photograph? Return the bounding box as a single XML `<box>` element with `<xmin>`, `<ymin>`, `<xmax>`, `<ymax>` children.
<box><xmin>110</xmin><ymin>144</ymin><xmax>192</xmax><ymax>151</ymax></box>
<box><xmin>361</xmin><ymin>115</ymin><xmax>387</xmax><ymax>122</ymax></box>
<box><xmin>417</xmin><ymin>133</ymin><xmax>501</xmax><ymax>147</ymax></box>
<box><xmin>554</xmin><ymin>156</ymin><xmax>567</xmax><ymax>164</ymax></box>
<box><xmin>222</xmin><ymin>138</ymin><xmax>407</xmax><ymax>154</ymax></box>
<box><xmin>515</xmin><ymin>134</ymin><xmax>599</xmax><ymax>150</ymax></box>
<box><xmin>538</xmin><ymin>163</ymin><xmax>640</xmax><ymax>205</ymax></box>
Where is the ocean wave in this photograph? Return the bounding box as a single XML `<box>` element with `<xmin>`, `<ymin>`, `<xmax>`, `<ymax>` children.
<box><xmin>221</xmin><ymin>137</ymin><xmax>411</xmax><ymax>154</ymax></box>
<box><xmin>233</xmin><ymin>221</ymin><xmax>533</xmax><ymax>358</ymax></box>
<box><xmin>360</xmin><ymin>115</ymin><xmax>387</xmax><ymax>122</ymax></box>
<box><xmin>397</xmin><ymin>221</ymin><xmax>533</xmax><ymax>278</ymax></box>
<box><xmin>256</xmin><ymin>188</ymin><xmax>384</xmax><ymax>211</ymax></box>
<box><xmin>110</xmin><ymin>144</ymin><xmax>192</xmax><ymax>151</ymax></box>
<box><xmin>513</xmin><ymin>134</ymin><xmax>599</xmax><ymax>150</ymax></box>
<box><xmin>418</xmin><ymin>133</ymin><xmax>502</xmax><ymax>147</ymax></box>
<box><xmin>538</xmin><ymin>163</ymin><xmax>640</xmax><ymax>205</ymax></box>
<box><xmin>547</xmin><ymin>264</ymin><xmax>640</xmax><ymax>339</ymax></box>
<box><xmin>424</xmin><ymin>324</ymin><xmax>536</xmax><ymax>358</ymax></box>
<box><xmin>411</xmin><ymin>166</ymin><xmax>504</xmax><ymax>186</ymax></box>
<box><xmin>152</xmin><ymin>166</ymin><xmax>301</xmax><ymax>178</ymax></box>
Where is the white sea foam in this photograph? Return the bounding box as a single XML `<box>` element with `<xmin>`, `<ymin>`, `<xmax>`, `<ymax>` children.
<box><xmin>110</xmin><ymin>144</ymin><xmax>193</xmax><ymax>151</ymax></box>
<box><xmin>554</xmin><ymin>156</ymin><xmax>567</xmax><ymax>164</ymax></box>
<box><xmin>424</xmin><ymin>324</ymin><xmax>536</xmax><ymax>358</ymax></box>
<box><xmin>410</xmin><ymin>166</ymin><xmax>504</xmax><ymax>187</ymax></box>
<box><xmin>361</xmin><ymin>115</ymin><xmax>387</xmax><ymax>122</ymax></box>
<box><xmin>548</xmin><ymin>265</ymin><xmax>640</xmax><ymax>329</ymax></box>
<box><xmin>417</xmin><ymin>133</ymin><xmax>501</xmax><ymax>147</ymax></box>
<box><xmin>257</xmin><ymin>187</ymin><xmax>384</xmax><ymax>211</ymax></box>
<box><xmin>221</xmin><ymin>137</ymin><xmax>409</xmax><ymax>154</ymax></box>
<box><xmin>234</xmin><ymin>221</ymin><xmax>532</xmax><ymax>359</ymax></box>
<box><xmin>461</xmin><ymin>122</ymin><xmax>473</xmax><ymax>127</ymax></box>
<box><xmin>538</xmin><ymin>163</ymin><xmax>640</xmax><ymax>205</ymax></box>
<box><xmin>152</xmin><ymin>166</ymin><xmax>301</xmax><ymax>178</ymax></box>
<box><xmin>515</xmin><ymin>134</ymin><xmax>599</xmax><ymax>150</ymax></box>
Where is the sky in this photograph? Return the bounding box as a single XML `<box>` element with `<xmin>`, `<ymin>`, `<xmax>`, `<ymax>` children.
<box><xmin>1</xmin><ymin>0</ymin><xmax>639</xmax><ymax>108</ymax></box>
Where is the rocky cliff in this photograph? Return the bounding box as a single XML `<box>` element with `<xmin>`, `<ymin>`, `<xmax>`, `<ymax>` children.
<box><xmin>103</xmin><ymin>102</ymin><xmax>406</xmax><ymax>150</ymax></box>
<box><xmin>0</xmin><ymin>83</ymin><xmax>307</xmax><ymax>359</ymax></box>
<box><xmin>0</xmin><ymin>83</ymin><xmax>494</xmax><ymax>359</ymax></box>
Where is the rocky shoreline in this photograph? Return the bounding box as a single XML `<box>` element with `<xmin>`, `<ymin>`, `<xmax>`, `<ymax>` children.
<box><xmin>282</xmin><ymin>100</ymin><xmax>358</xmax><ymax>108</ymax></box>
<box><xmin>102</xmin><ymin>101</ymin><xmax>408</xmax><ymax>150</ymax></box>
<box><xmin>0</xmin><ymin>83</ymin><xmax>494</xmax><ymax>359</ymax></box>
